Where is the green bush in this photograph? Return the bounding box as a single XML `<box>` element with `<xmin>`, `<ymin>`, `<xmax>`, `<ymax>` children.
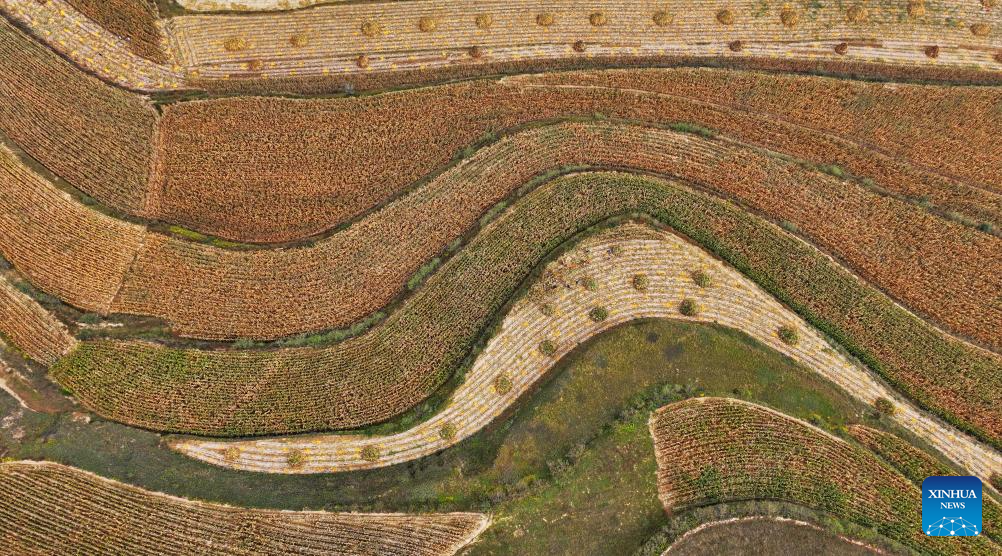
<box><xmin>493</xmin><ymin>374</ymin><xmax>513</xmax><ymax>395</ymax></box>
<box><xmin>360</xmin><ymin>445</ymin><xmax>380</xmax><ymax>462</ymax></box>
<box><xmin>778</xmin><ymin>325</ymin><xmax>799</xmax><ymax>346</ymax></box>
<box><xmin>632</xmin><ymin>274</ymin><xmax>649</xmax><ymax>291</ymax></box>
<box><xmin>874</xmin><ymin>397</ymin><xmax>896</xmax><ymax>416</ymax></box>
<box><xmin>439</xmin><ymin>422</ymin><xmax>457</xmax><ymax>441</ymax></box>
<box><xmin>588</xmin><ymin>307</ymin><xmax>609</xmax><ymax>322</ymax></box>
<box><xmin>286</xmin><ymin>449</ymin><xmax>305</xmax><ymax>468</ymax></box>
<box><xmin>691</xmin><ymin>270</ymin><xmax>712</xmax><ymax>288</ymax></box>
<box><xmin>679</xmin><ymin>299</ymin><xmax>699</xmax><ymax>317</ymax></box>
<box><xmin>538</xmin><ymin>339</ymin><xmax>557</xmax><ymax>356</ymax></box>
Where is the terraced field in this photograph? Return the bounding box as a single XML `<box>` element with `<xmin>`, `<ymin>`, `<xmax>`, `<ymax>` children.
<box><xmin>4</xmin><ymin>0</ymin><xmax>1001</xmax><ymax>93</ymax></box>
<box><xmin>49</xmin><ymin>172</ymin><xmax>1002</xmax><ymax>447</ymax></box>
<box><xmin>0</xmin><ymin>461</ymin><xmax>488</xmax><ymax>554</ymax></box>
<box><xmin>1</xmin><ymin>0</ymin><xmax>999</xmax><ymax>552</ymax></box>
<box><xmin>170</xmin><ymin>224</ymin><xmax>1001</xmax><ymax>480</ymax></box>
<box><xmin>650</xmin><ymin>397</ymin><xmax>998</xmax><ymax>555</ymax></box>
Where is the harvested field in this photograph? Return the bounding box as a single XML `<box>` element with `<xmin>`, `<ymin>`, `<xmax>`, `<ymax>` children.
<box><xmin>52</xmin><ymin>172</ymin><xmax>1002</xmax><ymax>447</ymax></box>
<box><xmin>0</xmin><ymin>0</ymin><xmax>186</xmax><ymax>91</ymax></box>
<box><xmin>0</xmin><ymin>19</ymin><xmax>159</xmax><ymax>214</ymax></box>
<box><xmin>157</xmin><ymin>70</ymin><xmax>1002</xmax><ymax>242</ymax></box>
<box><xmin>0</xmin><ymin>275</ymin><xmax>75</xmax><ymax>365</ymax></box>
<box><xmin>650</xmin><ymin>397</ymin><xmax>997</xmax><ymax>555</ymax></box>
<box><xmin>0</xmin><ymin>460</ymin><xmax>488</xmax><ymax>555</ymax></box>
<box><xmin>4</xmin><ymin>0</ymin><xmax>1002</xmax><ymax>94</ymax></box>
<box><xmin>64</xmin><ymin>0</ymin><xmax>168</xmax><ymax>62</ymax></box>
<box><xmin>171</xmin><ymin>225</ymin><xmax>1001</xmax><ymax>482</ymax></box>
<box><xmin>165</xmin><ymin>0</ymin><xmax>1002</xmax><ymax>84</ymax></box>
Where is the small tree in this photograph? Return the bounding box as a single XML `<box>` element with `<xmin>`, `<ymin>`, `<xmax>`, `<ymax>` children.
<box><xmin>360</xmin><ymin>445</ymin><xmax>380</xmax><ymax>462</ymax></box>
<box><xmin>287</xmin><ymin>449</ymin><xmax>305</xmax><ymax>468</ymax></box>
<box><xmin>679</xmin><ymin>299</ymin><xmax>699</xmax><ymax>317</ymax></box>
<box><xmin>691</xmin><ymin>270</ymin><xmax>712</xmax><ymax>288</ymax></box>
<box><xmin>874</xmin><ymin>397</ymin><xmax>897</xmax><ymax>416</ymax></box>
<box><xmin>439</xmin><ymin>422</ymin><xmax>458</xmax><ymax>441</ymax></box>
<box><xmin>778</xmin><ymin>325</ymin><xmax>799</xmax><ymax>346</ymax></box>
<box><xmin>632</xmin><ymin>274</ymin><xmax>649</xmax><ymax>291</ymax></box>
<box><xmin>589</xmin><ymin>307</ymin><xmax>609</xmax><ymax>322</ymax></box>
<box><xmin>493</xmin><ymin>374</ymin><xmax>513</xmax><ymax>395</ymax></box>
<box><xmin>538</xmin><ymin>339</ymin><xmax>557</xmax><ymax>356</ymax></box>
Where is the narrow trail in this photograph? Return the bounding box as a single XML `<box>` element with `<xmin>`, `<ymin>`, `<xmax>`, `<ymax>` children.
<box><xmin>173</xmin><ymin>224</ymin><xmax>1002</xmax><ymax>480</ymax></box>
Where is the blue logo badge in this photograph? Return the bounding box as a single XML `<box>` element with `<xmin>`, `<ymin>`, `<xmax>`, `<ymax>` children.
<box><xmin>922</xmin><ymin>476</ymin><xmax>982</xmax><ymax>536</ymax></box>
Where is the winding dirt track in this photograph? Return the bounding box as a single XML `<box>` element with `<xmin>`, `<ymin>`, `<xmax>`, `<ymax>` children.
<box><xmin>173</xmin><ymin>224</ymin><xmax>1002</xmax><ymax>482</ymax></box>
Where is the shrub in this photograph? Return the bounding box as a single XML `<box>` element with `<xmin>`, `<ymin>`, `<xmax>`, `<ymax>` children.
<box><xmin>582</xmin><ymin>277</ymin><xmax>598</xmax><ymax>291</ymax></box>
<box><xmin>360</xmin><ymin>445</ymin><xmax>380</xmax><ymax>462</ymax></box>
<box><xmin>778</xmin><ymin>325</ymin><xmax>800</xmax><ymax>346</ymax></box>
<box><xmin>493</xmin><ymin>374</ymin><xmax>513</xmax><ymax>395</ymax></box>
<box><xmin>632</xmin><ymin>274</ymin><xmax>649</xmax><ymax>291</ymax></box>
<box><xmin>78</xmin><ymin>313</ymin><xmax>101</xmax><ymax>325</ymax></box>
<box><xmin>679</xmin><ymin>299</ymin><xmax>699</xmax><ymax>317</ymax></box>
<box><xmin>990</xmin><ymin>473</ymin><xmax>1002</xmax><ymax>492</ymax></box>
<box><xmin>874</xmin><ymin>397</ymin><xmax>897</xmax><ymax>416</ymax></box>
<box><xmin>538</xmin><ymin>340</ymin><xmax>557</xmax><ymax>356</ymax></box>
<box><xmin>439</xmin><ymin>422</ymin><xmax>457</xmax><ymax>441</ymax></box>
<box><xmin>286</xmin><ymin>449</ymin><xmax>305</xmax><ymax>468</ymax></box>
<box><xmin>691</xmin><ymin>270</ymin><xmax>712</xmax><ymax>288</ymax></box>
<box><xmin>589</xmin><ymin>307</ymin><xmax>609</xmax><ymax>322</ymax></box>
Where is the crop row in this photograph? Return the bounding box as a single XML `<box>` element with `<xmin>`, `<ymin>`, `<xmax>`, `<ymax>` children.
<box><xmin>0</xmin><ymin>18</ymin><xmax>159</xmax><ymax>214</ymax></box>
<box><xmin>52</xmin><ymin>172</ymin><xmax>1002</xmax><ymax>446</ymax></box>
<box><xmin>165</xmin><ymin>0</ymin><xmax>1001</xmax><ymax>83</ymax></box>
<box><xmin>848</xmin><ymin>425</ymin><xmax>1002</xmax><ymax>543</ymax></box>
<box><xmin>7</xmin><ymin>119</ymin><xmax>996</xmax><ymax>348</ymax></box>
<box><xmin>650</xmin><ymin>397</ymin><xmax>996</xmax><ymax>555</ymax></box>
<box><xmin>158</xmin><ymin>69</ymin><xmax>1002</xmax><ymax>243</ymax></box>
<box><xmin>3</xmin><ymin>14</ymin><xmax>997</xmax><ymax>245</ymax></box>
<box><xmin>0</xmin><ymin>274</ymin><xmax>75</xmax><ymax>365</ymax></box>
<box><xmin>0</xmin><ymin>460</ymin><xmax>488</xmax><ymax>555</ymax></box>
<box><xmin>6</xmin><ymin>0</ymin><xmax>1002</xmax><ymax>95</ymax></box>
<box><xmin>172</xmin><ymin>225</ymin><xmax>1001</xmax><ymax>480</ymax></box>
<box><xmin>0</xmin><ymin>0</ymin><xmax>186</xmax><ymax>91</ymax></box>
<box><xmin>64</xmin><ymin>0</ymin><xmax>168</xmax><ymax>62</ymax></box>
<box><xmin>0</xmin><ymin>144</ymin><xmax>146</xmax><ymax>313</ymax></box>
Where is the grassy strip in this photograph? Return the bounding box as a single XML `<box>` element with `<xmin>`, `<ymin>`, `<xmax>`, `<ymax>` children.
<box><xmin>651</xmin><ymin>398</ymin><xmax>996</xmax><ymax>555</ymax></box>
<box><xmin>52</xmin><ymin>172</ymin><xmax>1001</xmax><ymax>444</ymax></box>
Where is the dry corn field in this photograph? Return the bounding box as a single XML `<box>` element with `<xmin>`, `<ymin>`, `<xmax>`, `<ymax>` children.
<box><xmin>0</xmin><ymin>461</ymin><xmax>488</xmax><ymax>555</ymax></box>
<box><xmin>0</xmin><ymin>0</ymin><xmax>1000</xmax><ymax>552</ymax></box>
